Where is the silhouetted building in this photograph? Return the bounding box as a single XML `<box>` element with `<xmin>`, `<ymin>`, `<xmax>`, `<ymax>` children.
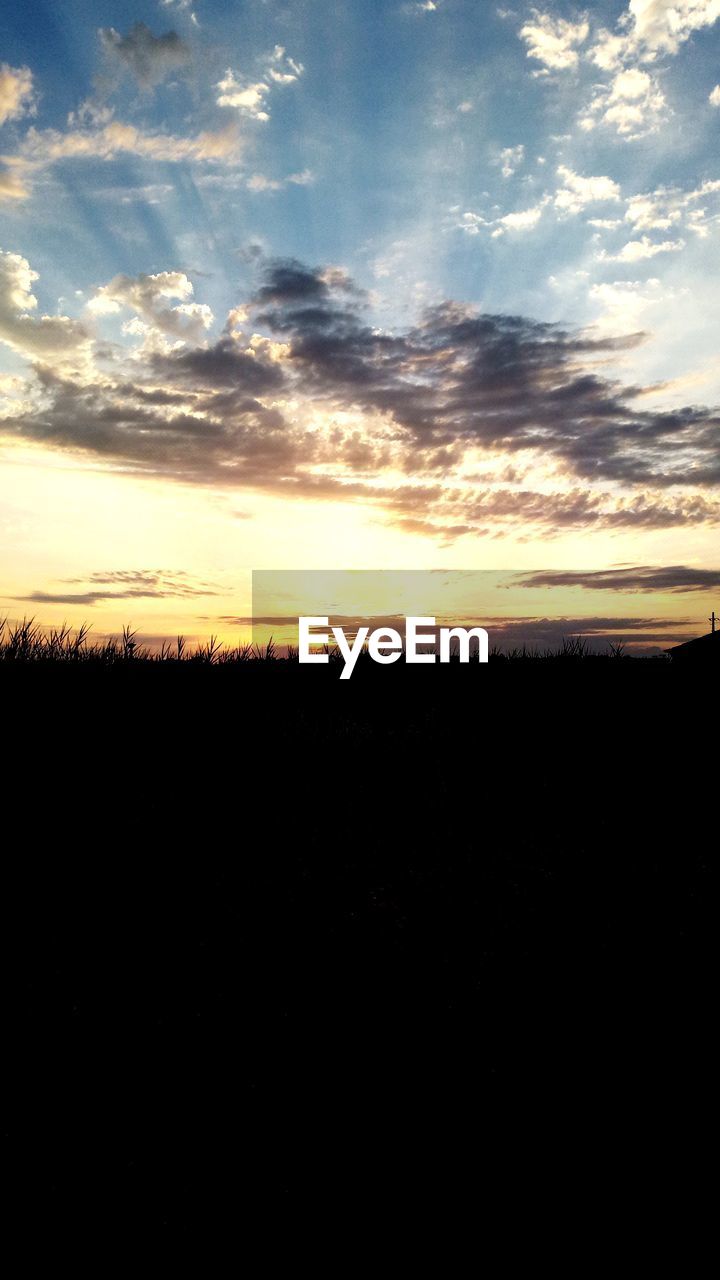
<box><xmin>666</xmin><ymin>630</ymin><xmax>720</xmax><ymax>661</ymax></box>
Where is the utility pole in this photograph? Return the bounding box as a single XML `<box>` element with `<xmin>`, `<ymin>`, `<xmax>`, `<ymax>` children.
<box><xmin>711</xmin><ymin>611</ymin><xmax>717</xmax><ymax>634</ymax></box>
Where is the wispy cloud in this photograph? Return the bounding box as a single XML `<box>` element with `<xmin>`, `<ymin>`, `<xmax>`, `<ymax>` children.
<box><xmin>216</xmin><ymin>46</ymin><xmax>303</xmax><ymax>121</ymax></box>
<box><xmin>516</xmin><ymin>566</ymin><xmax>720</xmax><ymax>593</ymax></box>
<box><xmin>17</xmin><ymin>569</ymin><xmax>221</xmax><ymax>605</ymax></box>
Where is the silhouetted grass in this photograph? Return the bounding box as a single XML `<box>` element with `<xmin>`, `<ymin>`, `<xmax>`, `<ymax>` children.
<box><xmin>0</xmin><ymin>617</ymin><xmax>276</xmax><ymax>664</ymax></box>
<box><xmin>0</xmin><ymin>616</ymin><xmax>659</xmax><ymax>665</ymax></box>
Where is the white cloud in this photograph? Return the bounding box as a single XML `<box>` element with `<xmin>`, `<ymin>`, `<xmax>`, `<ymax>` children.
<box><xmin>287</xmin><ymin>169</ymin><xmax>314</xmax><ymax>186</ymax></box>
<box><xmin>604</xmin><ymin>234</ymin><xmax>686</xmax><ymax>261</ymax></box>
<box><xmin>589</xmin><ymin>277</ymin><xmax>671</xmax><ymax>333</ymax></box>
<box><xmin>499</xmin><ymin>145</ymin><xmax>525</xmax><ymax>177</ymax></box>
<box><xmin>160</xmin><ymin>0</ymin><xmax>199</xmax><ymax>15</ymax></box>
<box><xmin>589</xmin><ymin>31</ymin><xmax>630</xmax><ymax>71</ymax></box>
<box><xmin>554</xmin><ymin>165</ymin><xmax>622</xmax><ymax>213</ymax></box>
<box><xmin>455</xmin><ymin>195</ymin><xmax>550</xmax><ymax>236</ymax></box>
<box><xmin>21</xmin><ymin>119</ymin><xmax>242</xmax><ymax>165</ymax></box>
<box><xmin>266</xmin><ymin>47</ymin><xmax>304</xmax><ymax>85</ymax></box>
<box><xmin>624</xmin><ymin>0</ymin><xmax>720</xmax><ymax>58</ymax></box>
<box><xmin>581</xmin><ymin>66</ymin><xmax>667</xmax><ymax>137</ymax></box>
<box><xmin>246</xmin><ymin>169</ymin><xmax>315</xmax><ymax>193</ymax></box>
<box><xmin>217</xmin><ymin>47</ymin><xmax>304</xmax><ymax>120</ymax></box>
<box><xmin>710</xmin><ymin>84</ymin><xmax>720</xmax><ymax>105</ymax></box>
<box><xmin>497</xmin><ymin>199</ymin><xmax>548</xmax><ymax>231</ymax></box>
<box><xmin>246</xmin><ymin>175</ymin><xmax>281</xmax><ymax>193</ymax></box>
<box><xmin>583</xmin><ymin>5</ymin><xmax>720</xmax><ymax>142</ymax></box>
<box><xmin>0</xmin><ymin>63</ymin><xmax>34</xmax><ymax>127</ymax></box>
<box><xmin>0</xmin><ymin>249</ymin><xmax>89</xmax><ymax>361</ymax></box>
<box><xmin>216</xmin><ymin>72</ymin><xmax>271</xmax><ymax>120</ymax></box>
<box><xmin>0</xmin><ymin>161</ymin><xmax>30</xmax><ymax>202</ymax></box>
<box><xmin>518</xmin><ymin>10</ymin><xmax>589</xmax><ymax>71</ymax></box>
<box><xmin>87</xmin><ymin>270</ymin><xmax>213</xmax><ymax>343</ymax></box>
<box><xmin>456</xmin><ymin>211</ymin><xmax>487</xmax><ymax>235</ymax></box>
<box><xmin>591</xmin><ymin>1</ymin><xmax>720</xmax><ymax>67</ymax></box>
<box><xmin>625</xmin><ymin>190</ymin><xmax>681</xmax><ymax>229</ymax></box>
<box><xmin>623</xmin><ymin>179</ymin><xmax>720</xmax><ymax>237</ymax></box>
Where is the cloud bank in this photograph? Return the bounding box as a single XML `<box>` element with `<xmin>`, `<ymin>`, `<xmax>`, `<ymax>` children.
<box><xmin>1</xmin><ymin>254</ymin><xmax>719</xmax><ymax>540</ymax></box>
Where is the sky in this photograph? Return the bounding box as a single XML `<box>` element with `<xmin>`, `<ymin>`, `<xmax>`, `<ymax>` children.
<box><xmin>0</xmin><ymin>0</ymin><xmax>718</xmax><ymax>650</ymax></box>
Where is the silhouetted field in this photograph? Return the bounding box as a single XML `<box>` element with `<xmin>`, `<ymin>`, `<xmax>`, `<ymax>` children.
<box><xmin>5</xmin><ymin>620</ymin><xmax>713</xmax><ymax>1228</ymax></box>
<box><xmin>0</xmin><ymin>615</ymin><xmax>668</xmax><ymax>663</ymax></box>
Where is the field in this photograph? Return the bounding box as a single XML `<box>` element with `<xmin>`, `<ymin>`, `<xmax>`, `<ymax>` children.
<box><xmin>5</xmin><ymin>624</ymin><xmax>714</xmax><ymax>1226</ymax></box>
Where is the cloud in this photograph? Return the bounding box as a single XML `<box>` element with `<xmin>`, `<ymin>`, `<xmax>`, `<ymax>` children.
<box><xmin>516</xmin><ymin>565</ymin><xmax>720</xmax><ymax>593</ymax></box>
<box><xmin>87</xmin><ymin>271</ymin><xmax>214</xmax><ymax>343</ymax></box>
<box><xmin>524</xmin><ymin>3</ymin><xmax>718</xmax><ymax>138</ymax></box>
<box><xmin>246</xmin><ymin>169</ymin><xmax>314</xmax><ymax>193</ymax></box>
<box><xmin>21</xmin><ymin>118</ymin><xmax>242</xmax><ymax>165</ymax></box>
<box><xmin>98</xmin><ymin>22</ymin><xmax>191</xmax><ymax>90</ymax></box>
<box><xmin>216</xmin><ymin>72</ymin><xmax>271</xmax><ymax>120</ymax></box>
<box><xmin>499</xmin><ymin>145</ymin><xmax>525</xmax><ymax>178</ymax></box>
<box><xmin>518</xmin><ymin>10</ymin><xmax>589</xmax><ymax>71</ymax></box>
<box><xmin>591</xmin><ymin>1</ymin><xmax>720</xmax><ymax>68</ymax></box>
<box><xmin>0</xmin><ymin>162</ymin><xmax>30</xmax><ymax>202</ymax></box>
<box><xmin>0</xmin><ymin>64</ymin><xmax>34</xmax><ymax>127</ymax></box>
<box><xmin>458</xmin><ymin>199</ymin><xmax>550</xmax><ymax>237</ymax></box>
<box><xmin>149</xmin><ymin>336</ymin><xmax>286</xmax><ymax>393</ymax></box>
<box><xmin>19</xmin><ymin>569</ymin><xmax>220</xmax><ymax>605</ymax></box>
<box><xmin>496</xmin><ymin>201</ymin><xmax>548</xmax><ymax>232</ymax></box>
<box><xmin>0</xmin><ymin>249</ymin><xmax>89</xmax><ymax>361</ymax></box>
<box><xmin>619</xmin><ymin>179</ymin><xmax>720</xmax><ymax>240</ymax></box>
<box><xmin>620</xmin><ymin>0</ymin><xmax>720</xmax><ymax>59</ymax></box>
<box><xmin>581</xmin><ymin>67</ymin><xmax>667</xmax><ymax>137</ymax></box>
<box><xmin>216</xmin><ymin>46</ymin><xmax>304</xmax><ymax>121</ymax></box>
<box><xmin>458</xmin><ymin>167</ymin><xmax>631</xmax><ymax>239</ymax></box>
<box><xmin>8</xmin><ymin>120</ymin><xmax>243</xmax><ymax>198</ymax></box>
<box><xmin>710</xmin><ymin>84</ymin><xmax>720</xmax><ymax>105</ymax></box>
<box><xmin>266</xmin><ymin>46</ymin><xmax>304</xmax><ymax>85</ymax></box>
<box><xmin>476</xmin><ymin>614</ymin><xmax>697</xmax><ymax>652</ymax></box>
<box><xmin>625</xmin><ymin>190</ymin><xmax>680</xmax><ymax>230</ymax></box>
<box><xmin>3</xmin><ymin>255</ymin><xmax>720</xmax><ymax>537</ymax></box>
<box><xmin>602</xmin><ymin>234</ymin><xmax>686</xmax><ymax>261</ymax></box>
<box><xmin>554</xmin><ymin>165</ymin><xmax>622</xmax><ymax>213</ymax></box>
<box><xmin>589</xmin><ymin>278</ymin><xmax>671</xmax><ymax>334</ymax></box>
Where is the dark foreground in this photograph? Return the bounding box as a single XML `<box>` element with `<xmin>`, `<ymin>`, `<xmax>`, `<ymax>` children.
<box><xmin>5</xmin><ymin>658</ymin><xmax>715</xmax><ymax>1233</ymax></box>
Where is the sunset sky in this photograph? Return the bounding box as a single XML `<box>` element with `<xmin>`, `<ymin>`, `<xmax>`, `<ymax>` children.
<box><xmin>1</xmin><ymin>0</ymin><xmax>718</xmax><ymax>649</ymax></box>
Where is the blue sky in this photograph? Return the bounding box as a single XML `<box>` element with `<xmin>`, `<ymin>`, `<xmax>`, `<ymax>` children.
<box><xmin>3</xmin><ymin>2</ymin><xmax>718</xmax><ymax>330</ymax></box>
<box><xmin>0</xmin><ymin>1</ymin><xmax>718</xmax><ymax>641</ymax></box>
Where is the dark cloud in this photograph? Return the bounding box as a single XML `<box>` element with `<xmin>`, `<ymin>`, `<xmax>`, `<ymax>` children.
<box><xmin>516</xmin><ymin>566</ymin><xmax>720</xmax><ymax>593</ymax></box>
<box><xmin>15</xmin><ymin>570</ymin><xmax>220</xmax><ymax>606</ymax></box>
<box><xmin>150</xmin><ymin>338</ymin><xmax>285</xmax><ymax>392</ymax></box>
<box><xmin>99</xmin><ymin>23</ymin><xmax>190</xmax><ymax>90</ymax></box>
<box><xmin>254</xmin><ymin>261</ymin><xmax>330</xmax><ymax>307</ymax></box>
<box><xmin>253</xmin><ymin>259</ymin><xmax>363</xmax><ymax>308</ymax></box>
<box><xmin>13</xmin><ymin>365</ymin><xmax>302</xmax><ymax>487</ymax></box>
<box><xmin>4</xmin><ymin>257</ymin><xmax>719</xmax><ymax>536</ymax></box>
<box><xmin>246</xmin><ymin>263</ymin><xmax>720</xmax><ymax>492</ymax></box>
